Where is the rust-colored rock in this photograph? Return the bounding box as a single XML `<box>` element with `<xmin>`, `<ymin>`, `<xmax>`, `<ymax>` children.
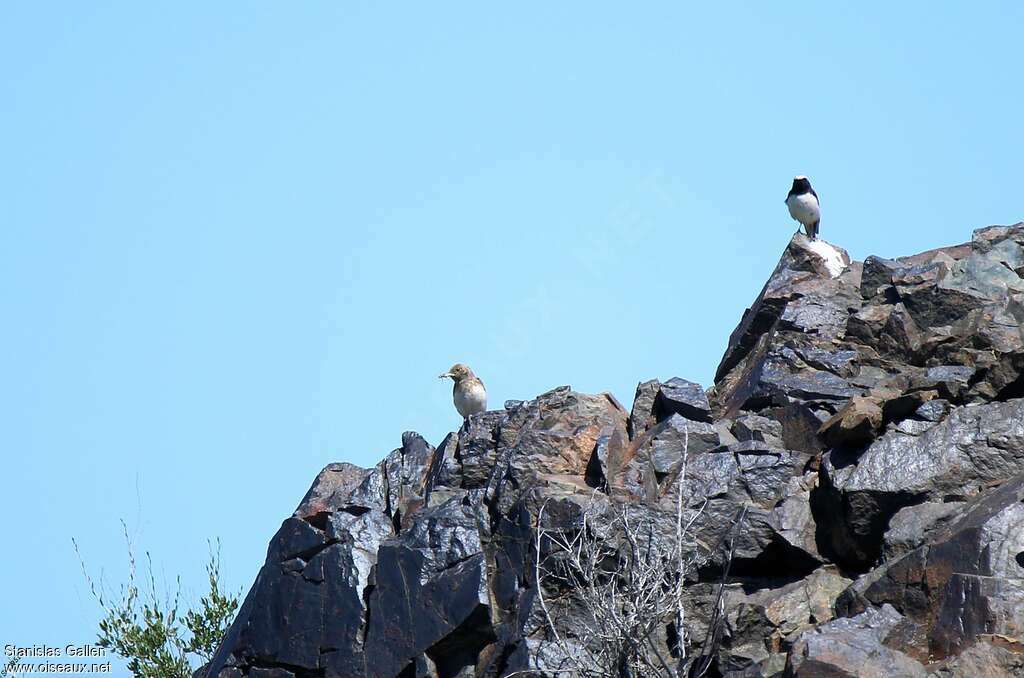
<box><xmin>818</xmin><ymin>395</ymin><xmax>884</xmax><ymax>448</ymax></box>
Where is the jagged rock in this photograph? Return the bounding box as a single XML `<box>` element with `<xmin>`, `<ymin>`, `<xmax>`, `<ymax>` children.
<box><xmin>383</xmin><ymin>432</ymin><xmax>440</xmax><ymax>529</ymax></box>
<box><xmin>819</xmin><ymin>399</ymin><xmax>1024</xmax><ymax>568</ymax></box>
<box><xmin>847</xmin><ymin>303</ymin><xmax>894</xmax><ymax>344</ymax></box>
<box><xmin>732</xmin><ymin>413</ymin><xmax>785</xmax><ymax>448</ymax></box>
<box><xmin>584</xmin><ymin>424</ymin><xmax>628</xmax><ymax>492</ymax></box>
<box><xmin>677</xmin><ymin>443</ymin><xmax>818</xmax><ymax>575</ymax></box>
<box><xmin>206</xmin><ymin>224</ymin><xmax>1024</xmax><ymax>678</ymax></box>
<box><xmin>877</xmin><ymin>384</ymin><xmax>937</xmax><ymax>424</ymax></box>
<box><xmin>207</xmin><ymin>505</ymin><xmax>394</xmax><ymax>675</ymax></box>
<box><xmin>711</xmin><ymin>234</ymin><xmax>859</xmax><ymax>417</ymax></box>
<box><xmin>879</xmin><ymin>302</ymin><xmax>923</xmax><ymax>360</ymax></box>
<box><xmin>818</xmin><ymin>395</ymin><xmax>883</xmax><ymax>448</ymax></box>
<box><xmin>890</xmin><ymin>418</ymin><xmax>939</xmax><ymax>435</ymax></box>
<box><xmin>836</xmin><ymin>475</ymin><xmax>1024</xmax><ymax>660</ymax></box>
<box><xmin>927</xmin><ymin>637</ymin><xmax>1024</xmax><ymax>677</ymax></box>
<box><xmin>356</xmin><ymin>498</ymin><xmax>491</xmax><ymax>677</ymax></box>
<box><xmin>914</xmin><ymin>398</ymin><xmax>950</xmax><ymax>422</ymax></box>
<box><xmin>768</xmin><ymin>472</ymin><xmax>823</xmax><ymax>563</ymax></box>
<box><xmin>756</xmin><ymin>361</ymin><xmax>863</xmax><ymax>409</ymax></box>
<box><xmin>294</xmin><ymin>462</ymin><xmax>375</xmax><ymax>519</ymax></box>
<box><xmin>655</xmin><ymin>377</ymin><xmax>713</xmax><ymax>423</ymax></box>
<box><xmin>792</xmin><ymin>346</ymin><xmax>859</xmax><ymax>378</ymax></box>
<box><xmin>248</xmin><ymin>670</ymin><xmax>293</xmax><ymax>678</ymax></box>
<box><xmin>455</xmin><ymin>411</ymin><xmax>505</xmax><ymax>490</ymax></box>
<box><xmin>717</xmin><ymin>566</ymin><xmax>852</xmax><ymax>673</ymax></box>
<box><xmin>638</xmin><ymin>414</ymin><xmax>720</xmax><ymax>477</ymax></box>
<box><xmin>882</xmin><ymin>501</ymin><xmax>964</xmax><ymax>560</ymax></box>
<box><xmin>628</xmin><ymin>378</ymin><xmax>661</xmax><ymax>439</ymax></box>
<box><xmin>914</xmin><ymin>365</ymin><xmax>975</xmax><ymax>402</ymax></box>
<box><xmin>759</xmin><ymin>402</ymin><xmax>826</xmax><ymax>455</ymax></box>
<box><xmin>860</xmin><ymin>255</ymin><xmax>900</xmax><ymax>299</ymax></box>
<box><xmin>432</xmin><ymin>432</ymin><xmax>461</xmax><ymax>490</ymax></box>
<box><xmin>786</xmin><ymin>604</ymin><xmax>928</xmax><ymax>677</ymax></box>
<box><xmin>715</xmin><ymin>418</ymin><xmax>740</xmax><ymax>446</ymax></box>
<box><xmin>493</xmin><ymin>387</ymin><xmax>628</xmax><ymax>510</ymax></box>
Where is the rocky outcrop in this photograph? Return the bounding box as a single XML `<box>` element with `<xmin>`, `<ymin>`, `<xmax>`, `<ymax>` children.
<box><xmin>835</xmin><ymin>475</ymin><xmax>1024</xmax><ymax>661</ymax></box>
<box><xmin>786</xmin><ymin>605</ymin><xmax>928</xmax><ymax>677</ymax></box>
<box><xmin>204</xmin><ymin>225</ymin><xmax>1024</xmax><ymax>677</ymax></box>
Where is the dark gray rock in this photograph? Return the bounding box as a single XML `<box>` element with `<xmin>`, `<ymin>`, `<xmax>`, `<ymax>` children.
<box><xmin>628</xmin><ymin>378</ymin><xmax>661</xmax><ymax>439</ymax></box>
<box><xmin>847</xmin><ymin>303</ymin><xmax>893</xmax><ymax>344</ymax></box>
<box><xmin>639</xmin><ymin>414</ymin><xmax>720</xmax><ymax>476</ymax></box>
<box><xmin>860</xmin><ymin>255</ymin><xmax>900</xmax><ymax>299</ymax></box>
<box><xmin>836</xmin><ymin>475</ymin><xmax>1024</xmax><ymax>660</ymax></box>
<box><xmin>879</xmin><ymin>303</ymin><xmax>923</xmax><ymax>360</ymax></box>
<box><xmin>819</xmin><ymin>399</ymin><xmax>1024</xmax><ymax>568</ymax></box>
<box><xmin>247</xmin><ymin>669</ymin><xmax>293</xmax><ymax>678</ymax></box>
<box><xmin>786</xmin><ymin>604</ymin><xmax>928</xmax><ymax>677</ymax></box>
<box><xmin>206</xmin><ymin>503</ymin><xmax>393</xmax><ymax>676</ymax></box>
<box><xmin>383</xmin><ymin>432</ymin><xmax>440</xmax><ymax>529</ymax></box>
<box><xmin>914</xmin><ymin>365</ymin><xmax>975</xmax><ymax>402</ymax></box>
<box><xmin>294</xmin><ymin>462</ymin><xmax>374</xmax><ymax>519</ymax></box>
<box><xmin>655</xmin><ymin>377</ymin><xmax>712</xmax><ymax>423</ymax></box>
<box><xmin>584</xmin><ymin>424</ymin><xmax>628</xmax><ymax>492</ymax></box>
<box><xmin>358</xmin><ymin>499</ymin><xmax>490</xmax><ymax>678</ymax></box>
<box><xmin>915</xmin><ymin>398</ymin><xmax>950</xmax><ymax>422</ymax></box>
<box><xmin>732</xmin><ymin>413</ymin><xmax>785</xmax><ymax>448</ymax></box>
<box><xmin>678</xmin><ymin>443</ymin><xmax>817</xmax><ymax>574</ymax></box>
<box><xmin>881</xmin><ymin>501</ymin><xmax>963</xmax><ymax>560</ymax></box>
<box><xmin>717</xmin><ymin>566</ymin><xmax>851</xmax><ymax>673</ymax></box>
<box><xmin>760</xmin><ymin>402</ymin><xmax>827</xmax><ymax>455</ymax></box>
<box><xmin>893</xmin><ymin>230</ymin><xmax>1024</xmax><ymax>331</ymax></box>
<box><xmin>432</xmin><ymin>432</ymin><xmax>461</xmax><ymax>490</ymax></box>
<box><xmin>768</xmin><ymin>472</ymin><xmax>824</xmax><ymax>564</ymax></box>
<box><xmin>757</xmin><ymin>360</ymin><xmax>862</xmax><ymax>406</ymax></box>
<box><xmin>455</xmin><ymin>410</ymin><xmax>505</xmax><ymax>490</ymax></box>
<box><xmin>712</xmin><ymin>234</ymin><xmax>858</xmax><ymax>417</ymax></box>
<box><xmin>792</xmin><ymin>346</ymin><xmax>859</xmax><ymax>378</ymax></box>
<box><xmin>779</xmin><ymin>294</ymin><xmax>852</xmax><ymax>340</ymax></box>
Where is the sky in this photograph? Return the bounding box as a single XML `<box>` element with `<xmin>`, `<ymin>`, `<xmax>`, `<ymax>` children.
<box><xmin>3</xmin><ymin>2</ymin><xmax>1023</xmax><ymax>674</ymax></box>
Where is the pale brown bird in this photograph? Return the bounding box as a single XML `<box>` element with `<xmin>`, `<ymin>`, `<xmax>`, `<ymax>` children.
<box><xmin>438</xmin><ymin>363</ymin><xmax>487</xmax><ymax>419</ymax></box>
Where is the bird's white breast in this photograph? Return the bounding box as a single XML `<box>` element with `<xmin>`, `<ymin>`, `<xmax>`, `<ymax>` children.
<box><xmin>454</xmin><ymin>381</ymin><xmax>487</xmax><ymax>418</ymax></box>
<box><xmin>786</xmin><ymin>192</ymin><xmax>820</xmax><ymax>226</ymax></box>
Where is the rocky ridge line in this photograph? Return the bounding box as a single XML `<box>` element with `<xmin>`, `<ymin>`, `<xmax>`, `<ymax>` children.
<box><xmin>204</xmin><ymin>224</ymin><xmax>1024</xmax><ymax>677</ymax></box>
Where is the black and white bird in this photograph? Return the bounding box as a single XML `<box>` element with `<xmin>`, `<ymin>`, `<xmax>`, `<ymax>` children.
<box><xmin>785</xmin><ymin>176</ymin><xmax>820</xmax><ymax>239</ymax></box>
<box><xmin>438</xmin><ymin>363</ymin><xmax>487</xmax><ymax>419</ymax></box>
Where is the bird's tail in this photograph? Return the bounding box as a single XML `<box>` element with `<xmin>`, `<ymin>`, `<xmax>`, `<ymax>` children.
<box><xmin>809</xmin><ymin>220</ymin><xmax>820</xmax><ymax>240</ymax></box>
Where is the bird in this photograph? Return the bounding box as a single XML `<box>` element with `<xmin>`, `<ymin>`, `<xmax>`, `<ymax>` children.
<box><xmin>438</xmin><ymin>363</ymin><xmax>487</xmax><ymax>419</ymax></box>
<box><xmin>785</xmin><ymin>175</ymin><xmax>820</xmax><ymax>239</ymax></box>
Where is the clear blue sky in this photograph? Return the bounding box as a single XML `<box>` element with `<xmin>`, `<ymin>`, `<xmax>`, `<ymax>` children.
<box><xmin>3</xmin><ymin>2</ymin><xmax>1022</xmax><ymax>672</ymax></box>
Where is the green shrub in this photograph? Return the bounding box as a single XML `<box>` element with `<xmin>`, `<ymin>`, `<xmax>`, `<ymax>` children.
<box><xmin>75</xmin><ymin>523</ymin><xmax>240</xmax><ymax>678</ymax></box>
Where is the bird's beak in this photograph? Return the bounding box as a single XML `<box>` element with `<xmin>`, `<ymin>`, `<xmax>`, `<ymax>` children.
<box><xmin>438</xmin><ymin>372</ymin><xmax>452</xmax><ymax>380</ymax></box>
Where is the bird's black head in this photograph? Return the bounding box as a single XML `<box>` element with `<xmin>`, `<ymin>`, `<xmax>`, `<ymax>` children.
<box><xmin>789</xmin><ymin>175</ymin><xmax>813</xmax><ymax>195</ymax></box>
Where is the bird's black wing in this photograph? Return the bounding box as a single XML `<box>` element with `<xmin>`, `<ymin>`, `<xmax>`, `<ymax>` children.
<box><xmin>810</xmin><ymin>187</ymin><xmax>819</xmax><ymax>203</ymax></box>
